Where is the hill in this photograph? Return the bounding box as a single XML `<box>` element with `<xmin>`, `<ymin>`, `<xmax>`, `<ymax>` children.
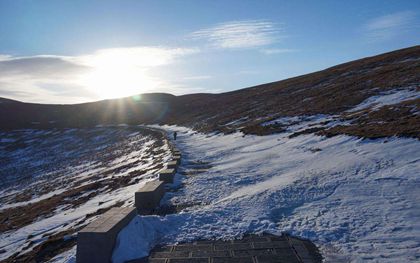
<box><xmin>0</xmin><ymin>45</ymin><xmax>419</xmax><ymax>138</ymax></box>
<box><xmin>1</xmin><ymin>46</ymin><xmax>419</xmax><ymax>263</ymax></box>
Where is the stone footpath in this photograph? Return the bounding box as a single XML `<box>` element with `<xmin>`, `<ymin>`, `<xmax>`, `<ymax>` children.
<box><xmin>140</xmin><ymin>139</ymin><xmax>322</xmax><ymax>263</ymax></box>
<box><xmin>130</xmin><ymin>233</ymin><xmax>322</xmax><ymax>263</ymax></box>
<box><xmin>76</xmin><ymin>128</ymin><xmax>323</xmax><ymax>263</ymax></box>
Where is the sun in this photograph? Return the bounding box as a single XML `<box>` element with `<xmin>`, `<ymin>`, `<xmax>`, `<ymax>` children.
<box><xmin>77</xmin><ymin>49</ymin><xmax>162</xmax><ymax>99</ymax></box>
<box><xmin>79</xmin><ymin>66</ymin><xmax>155</xmax><ymax>99</ymax></box>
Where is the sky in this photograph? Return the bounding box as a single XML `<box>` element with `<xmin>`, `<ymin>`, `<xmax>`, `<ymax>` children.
<box><xmin>0</xmin><ymin>0</ymin><xmax>419</xmax><ymax>104</ymax></box>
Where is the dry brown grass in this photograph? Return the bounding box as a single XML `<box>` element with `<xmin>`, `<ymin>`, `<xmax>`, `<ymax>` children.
<box><xmin>0</xmin><ymin>45</ymin><xmax>419</xmax><ymax>139</ymax></box>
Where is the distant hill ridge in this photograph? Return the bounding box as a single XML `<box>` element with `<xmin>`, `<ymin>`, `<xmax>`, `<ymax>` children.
<box><xmin>1</xmin><ymin>45</ymin><xmax>419</xmax><ymax>138</ymax></box>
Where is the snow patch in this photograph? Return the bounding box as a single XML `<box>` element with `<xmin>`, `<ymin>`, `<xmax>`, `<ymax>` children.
<box><xmin>348</xmin><ymin>88</ymin><xmax>420</xmax><ymax>112</ymax></box>
<box><xmin>113</xmin><ymin>125</ymin><xmax>420</xmax><ymax>263</ymax></box>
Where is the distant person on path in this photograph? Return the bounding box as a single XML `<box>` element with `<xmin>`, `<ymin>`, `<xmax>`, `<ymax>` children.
<box><xmin>173</xmin><ymin>131</ymin><xmax>177</xmax><ymax>140</ymax></box>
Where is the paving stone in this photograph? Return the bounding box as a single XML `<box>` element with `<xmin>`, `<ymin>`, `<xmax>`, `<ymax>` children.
<box><xmin>194</xmin><ymin>240</ymin><xmax>215</xmax><ymax>245</ymax></box>
<box><xmin>267</xmin><ymin>236</ymin><xmax>287</xmax><ymax>242</ymax></box>
<box><xmin>149</xmin><ymin>259</ymin><xmax>168</xmax><ymax>263</ymax></box>
<box><xmin>287</xmin><ymin>238</ymin><xmax>302</xmax><ymax>247</ymax></box>
<box><xmin>168</xmin><ymin>258</ymin><xmax>208</xmax><ymax>263</ymax></box>
<box><xmin>233</xmin><ymin>248</ymin><xmax>273</xmax><ymax>257</ymax></box>
<box><xmin>298</xmin><ymin>240</ymin><xmax>323</xmax><ymax>263</ymax></box>
<box><xmin>151</xmin><ymin>251</ymin><xmax>190</xmax><ymax>258</ymax></box>
<box><xmin>232</xmin><ymin>236</ymin><xmax>269</xmax><ymax>243</ymax></box>
<box><xmin>256</xmin><ymin>255</ymin><xmax>300</xmax><ymax>263</ymax></box>
<box><xmin>152</xmin><ymin>246</ymin><xmax>173</xmax><ymax>252</ymax></box>
<box><xmin>214</xmin><ymin>242</ymin><xmax>252</xmax><ymax>250</ymax></box>
<box><xmin>273</xmin><ymin>248</ymin><xmax>296</xmax><ymax>256</ymax></box>
<box><xmin>174</xmin><ymin>244</ymin><xmax>213</xmax><ymax>251</ymax></box>
<box><xmin>212</xmin><ymin>257</ymin><xmax>254</xmax><ymax>263</ymax></box>
<box><xmin>292</xmin><ymin>245</ymin><xmax>314</xmax><ymax>263</ymax></box>
<box><xmin>147</xmin><ymin>234</ymin><xmax>322</xmax><ymax>263</ymax></box>
<box><xmin>253</xmin><ymin>241</ymin><xmax>290</xmax><ymax>249</ymax></box>
<box><xmin>191</xmin><ymin>250</ymin><xmax>230</xmax><ymax>257</ymax></box>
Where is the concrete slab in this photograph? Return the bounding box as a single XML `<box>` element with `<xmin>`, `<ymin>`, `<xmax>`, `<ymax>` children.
<box><xmin>167</xmin><ymin>160</ymin><xmax>178</xmax><ymax>171</ymax></box>
<box><xmin>135</xmin><ymin>180</ymin><xmax>165</xmax><ymax>213</ymax></box>
<box><xmin>159</xmin><ymin>168</ymin><xmax>176</xmax><ymax>183</ymax></box>
<box><xmin>76</xmin><ymin>207</ymin><xmax>136</xmax><ymax>263</ymax></box>
<box><xmin>143</xmin><ymin>234</ymin><xmax>322</xmax><ymax>263</ymax></box>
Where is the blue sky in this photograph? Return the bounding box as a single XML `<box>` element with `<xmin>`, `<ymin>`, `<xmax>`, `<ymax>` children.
<box><xmin>0</xmin><ymin>0</ymin><xmax>419</xmax><ymax>103</ymax></box>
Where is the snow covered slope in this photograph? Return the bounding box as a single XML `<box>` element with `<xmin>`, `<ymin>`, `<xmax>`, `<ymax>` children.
<box><xmin>113</xmin><ymin>123</ymin><xmax>420</xmax><ymax>263</ymax></box>
<box><xmin>1</xmin><ymin>46</ymin><xmax>419</xmax><ymax>263</ymax></box>
<box><xmin>0</xmin><ymin>127</ymin><xmax>171</xmax><ymax>262</ymax></box>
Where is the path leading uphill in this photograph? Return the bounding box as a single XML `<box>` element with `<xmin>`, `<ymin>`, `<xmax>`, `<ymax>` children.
<box><xmin>129</xmin><ymin>128</ymin><xmax>323</xmax><ymax>263</ymax></box>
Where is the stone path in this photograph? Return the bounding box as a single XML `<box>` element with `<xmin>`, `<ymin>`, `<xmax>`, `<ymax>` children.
<box><xmin>153</xmin><ymin>159</ymin><xmax>212</xmax><ymax>216</ymax></box>
<box><xmin>130</xmin><ymin>148</ymin><xmax>323</xmax><ymax>263</ymax></box>
<box><xmin>128</xmin><ymin>233</ymin><xmax>322</xmax><ymax>263</ymax></box>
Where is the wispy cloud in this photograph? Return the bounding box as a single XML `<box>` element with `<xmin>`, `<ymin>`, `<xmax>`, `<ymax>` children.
<box><xmin>364</xmin><ymin>11</ymin><xmax>417</xmax><ymax>41</ymax></box>
<box><xmin>259</xmin><ymin>48</ymin><xmax>297</xmax><ymax>55</ymax></box>
<box><xmin>0</xmin><ymin>55</ymin><xmax>12</xmax><ymax>61</ymax></box>
<box><xmin>0</xmin><ymin>47</ymin><xmax>198</xmax><ymax>103</ymax></box>
<box><xmin>191</xmin><ymin>20</ymin><xmax>282</xmax><ymax>49</ymax></box>
<box><xmin>183</xmin><ymin>75</ymin><xmax>212</xmax><ymax>81</ymax></box>
<box><xmin>76</xmin><ymin>47</ymin><xmax>198</xmax><ymax>68</ymax></box>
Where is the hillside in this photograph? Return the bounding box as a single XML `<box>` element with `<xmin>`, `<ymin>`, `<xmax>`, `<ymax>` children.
<box><xmin>109</xmin><ymin>126</ymin><xmax>420</xmax><ymax>263</ymax></box>
<box><xmin>0</xmin><ymin>45</ymin><xmax>419</xmax><ymax>139</ymax></box>
<box><xmin>0</xmin><ymin>127</ymin><xmax>171</xmax><ymax>262</ymax></box>
<box><xmin>1</xmin><ymin>46</ymin><xmax>419</xmax><ymax>262</ymax></box>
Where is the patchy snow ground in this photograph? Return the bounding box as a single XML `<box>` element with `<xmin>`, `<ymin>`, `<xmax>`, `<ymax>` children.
<box><xmin>261</xmin><ymin>114</ymin><xmax>350</xmax><ymax>133</ymax></box>
<box><xmin>113</xmin><ymin>124</ymin><xmax>420</xmax><ymax>263</ymax></box>
<box><xmin>348</xmin><ymin>87</ymin><xmax>420</xmax><ymax>112</ymax></box>
<box><xmin>0</xmin><ymin>127</ymin><xmax>171</xmax><ymax>261</ymax></box>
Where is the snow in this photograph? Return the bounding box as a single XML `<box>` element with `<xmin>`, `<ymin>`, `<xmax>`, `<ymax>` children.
<box><xmin>48</xmin><ymin>246</ymin><xmax>76</xmax><ymax>263</ymax></box>
<box><xmin>113</xmin><ymin>124</ymin><xmax>420</xmax><ymax>263</ymax></box>
<box><xmin>0</xmin><ymin>127</ymin><xmax>171</xmax><ymax>261</ymax></box>
<box><xmin>348</xmin><ymin>88</ymin><xmax>420</xmax><ymax>112</ymax></box>
<box><xmin>112</xmin><ymin>216</ymin><xmax>173</xmax><ymax>262</ymax></box>
<box><xmin>262</xmin><ymin>114</ymin><xmax>344</xmax><ymax>132</ymax></box>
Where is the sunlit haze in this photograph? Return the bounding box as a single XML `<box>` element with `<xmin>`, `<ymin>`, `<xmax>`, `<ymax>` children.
<box><xmin>76</xmin><ymin>47</ymin><xmax>197</xmax><ymax>99</ymax></box>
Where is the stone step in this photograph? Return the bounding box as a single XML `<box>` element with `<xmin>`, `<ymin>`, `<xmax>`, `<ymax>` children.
<box><xmin>159</xmin><ymin>168</ymin><xmax>176</xmax><ymax>184</ymax></box>
<box><xmin>135</xmin><ymin>180</ymin><xmax>165</xmax><ymax>213</ymax></box>
<box><xmin>76</xmin><ymin>207</ymin><xmax>136</xmax><ymax>263</ymax></box>
<box><xmin>167</xmin><ymin>160</ymin><xmax>178</xmax><ymax>171</ymax></box>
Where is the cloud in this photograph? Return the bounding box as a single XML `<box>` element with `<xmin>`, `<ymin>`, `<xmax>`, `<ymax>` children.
<box><xmin>0</xmin><ymin>55</ymin><xmax>88</xmax><ymax>79</ymax></box>
<box><xmin>0</xmin><ymin>55</ymin><xmax>12</xmax><ymax>61</ymax></box>
<box><xmin>0</xmin><ymin>47</ymin><xmax>198</xmax><ymax>103</ymax></box>
<box><xmin>0</xmin><ymin>86</ymin><xmax>34</xmax><ymax>98</ymax></box>
<box><xmin>76</xmin><ymin>47</ymin><xmax>198</xmax><ymax>68</ymax></box>
<box><xmin>191</xmin><ymin>20</ymin><xmax>282</xmax><ymax>49</ymax></box>
<box><xmin>364</xmin><ymin>11</ymin><xmax>417</xmax><ymax>41</ymax></box>
<box><xmin>259</xmin><ymin>48</ymin><xmax>298</xmax><ymax>55</ymax></box>
<box><xmin>182</xmin><ymin>75</ymin><xmax>212</xmax><ymax>81</ymax></box>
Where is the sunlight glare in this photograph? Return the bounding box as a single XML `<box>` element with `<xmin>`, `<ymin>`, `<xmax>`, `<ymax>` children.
<box><xmin>77</xmin><ymin>48</ymin><xmax>165</xmax><ymax>99</ymax></box>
